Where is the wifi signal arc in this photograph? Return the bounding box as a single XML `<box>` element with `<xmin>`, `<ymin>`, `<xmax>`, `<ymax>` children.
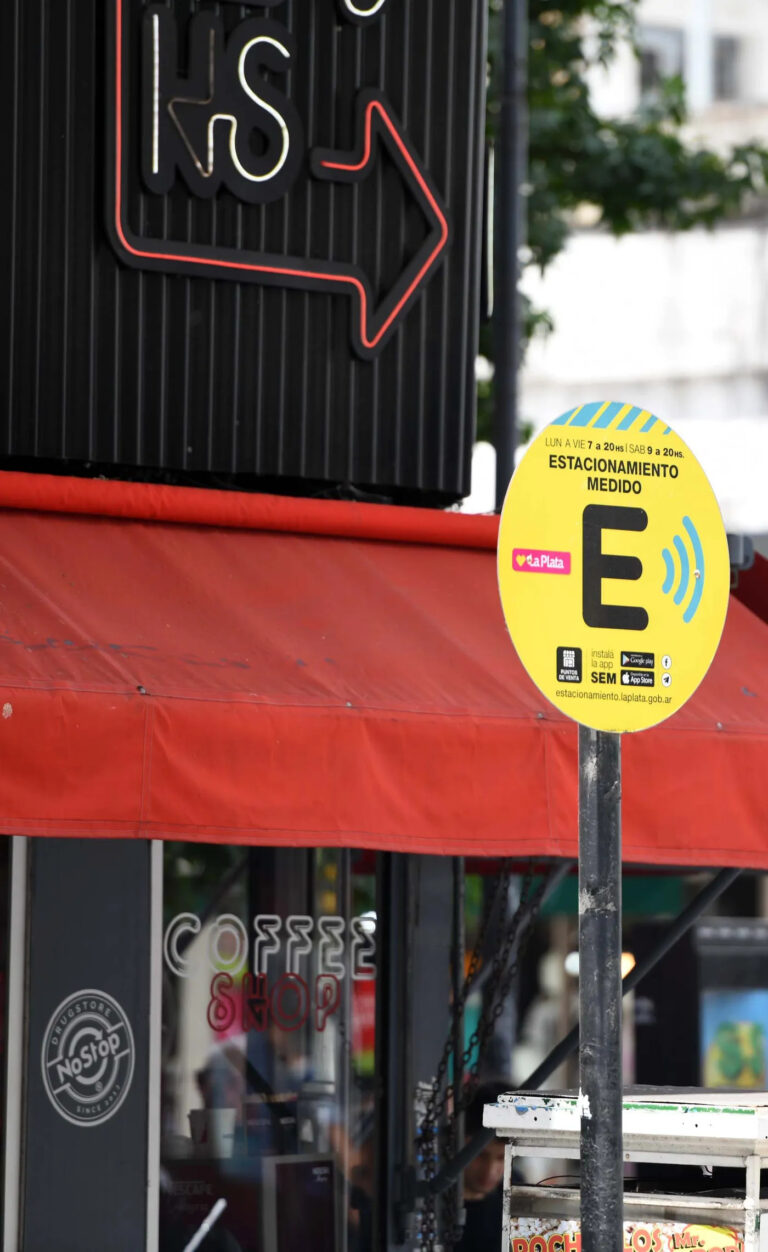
<box><xmin>661</xmin><ymin>516</ymin><xmax>705</xmax><ymax>623</ymax></box>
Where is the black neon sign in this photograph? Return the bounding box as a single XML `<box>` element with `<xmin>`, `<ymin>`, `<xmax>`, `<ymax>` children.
<box><xmin>212</xmin><ymin>0</ymin><xmax>395</xmax><ymax>21</ymax></box>
<box><xmin>109</xmin><ymin>0</ymin><xmax>450</xmax><ymax>359</ymax></box>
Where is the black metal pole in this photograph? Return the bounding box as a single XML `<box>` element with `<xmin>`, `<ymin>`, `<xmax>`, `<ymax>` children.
<box><xmin>494</xmin><ymin>0</ymin><xmax>527</xmax><ymax>509</ymax></box>
<box><xmin>452</xmin><ymin>857</ymin><xmax>466</xmax><ymax>1235</ymax></box>
<box><xmin>578</xmin><ymin>725</ymin><xmax>622</xmax><ymax>1252</ymax></box>
<box><xmin>422</xmin><ymin>865</ymin><xmax>741</xmax><ymax>1197</ymax></box>
<box><xmin>376</xmin><ymin>854</ymin><xmax>413</xmax><ymax>1247</ymax></box>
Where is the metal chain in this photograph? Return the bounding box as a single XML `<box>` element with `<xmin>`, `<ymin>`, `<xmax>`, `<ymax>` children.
<box><xmin>419</xmin><ymin>859</ymin><xmax>516</xmax><ymax>1140</ymax></box>
<box><xmin>416</xmin><ymin>860</ymin><xmax>518</xmax><ymax>1250</ymax></box>
<box><xmin>416</xmin><ymin>862</ymin><xmax>552</xmax><ymax>1251</ymax></box>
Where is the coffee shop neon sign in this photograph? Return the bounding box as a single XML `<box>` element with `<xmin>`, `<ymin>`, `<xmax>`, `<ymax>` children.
<box><xmin>164</xmin><ymin>912</ymin><xmax>375</xmax><ymax>1035</ymax></box>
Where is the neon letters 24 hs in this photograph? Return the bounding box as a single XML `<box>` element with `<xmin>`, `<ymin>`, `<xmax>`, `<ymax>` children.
<box><xmin>218</xmin><ymin>0</ymin><xmax>392</xmax><ymax>21</ymax></box>
<box><xmin>143</xmin><ymin>10</ymin><xmax>303</xmax><ymax>205</ymax></box>
<box><xmin>111</xmin><ymin>0</ymin><xmax>449</xmax><ymax>357</ymax></box>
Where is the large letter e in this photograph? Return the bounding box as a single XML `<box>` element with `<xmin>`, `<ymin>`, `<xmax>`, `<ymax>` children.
<box><xmin>582</xmin><ymin>504</ymin><xmax>648</xmax><ymax>631</ymax></box>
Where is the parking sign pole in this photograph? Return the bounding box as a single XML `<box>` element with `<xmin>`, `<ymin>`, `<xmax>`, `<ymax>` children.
<box><xmin>578</xmin><ymin>725</ymin><xmax>623</xmax><ymax>1252</ymax></box>
<box><xmin>497</xmin><ymin>402</ymin><xmax>731</xmax><ymax>1250</ymax></box>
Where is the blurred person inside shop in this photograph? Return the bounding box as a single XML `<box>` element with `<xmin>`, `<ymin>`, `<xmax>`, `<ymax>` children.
<box><xmin>455</xmin><ymin>1080</ymin><xmax>516</xmax><ymax>1252</ymax></box>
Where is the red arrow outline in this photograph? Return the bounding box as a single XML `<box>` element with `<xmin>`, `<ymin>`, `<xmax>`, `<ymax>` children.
<box><xmin>110</xmin><ymin>0</ymin><xmax>450</xmax><ymax>357</ymax></box>
<box><xmin>310</xmin><ymin>93</ymin><xmax>450</xmax><ymax>351</ymax></box>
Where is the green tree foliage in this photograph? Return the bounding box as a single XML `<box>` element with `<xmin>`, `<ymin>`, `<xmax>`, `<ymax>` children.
<box><xmin>478</xmin><ymin>0</ymin><xmax>768</xmax><ymax>440</ymax></box>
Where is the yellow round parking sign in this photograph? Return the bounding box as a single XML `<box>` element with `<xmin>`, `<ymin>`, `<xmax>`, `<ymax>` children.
<box><xmin>497</xmin><ymin>402</ymin><xmax>730</xmax><ymax>733</ymax></box>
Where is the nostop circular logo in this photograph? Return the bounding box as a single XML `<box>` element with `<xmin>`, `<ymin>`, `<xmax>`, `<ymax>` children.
<box><xmin>41</xmin><ymin>989</ymin><xmax>135</xmax><ymax>1127</ymax></box>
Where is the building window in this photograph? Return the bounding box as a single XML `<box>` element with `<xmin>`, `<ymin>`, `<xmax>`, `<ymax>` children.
<box><xmin>714</xmin><ymin>36</ymin><xmax>740</xmax><ymax>101</ymax></box>
<box><xmin>638</xmin><ymin>26</ymin><xmax>685</xmax><ymax>99</ymax></box>
<box><xmin>159</xmin><ymin>844</ymin><xmax>377</xmax><ymax>1252</ymax></box>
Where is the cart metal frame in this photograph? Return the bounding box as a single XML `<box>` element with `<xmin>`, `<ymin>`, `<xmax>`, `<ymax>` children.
<box><xmin>484</xmin><ymin>1091</ymin><xmax>768</xmax><ymax>1252</ymax></box>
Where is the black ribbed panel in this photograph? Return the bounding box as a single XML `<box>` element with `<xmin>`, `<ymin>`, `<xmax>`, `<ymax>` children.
<box><xmin>1</xmin><ymin>0</ymin><xmax>486</xmax><ymax>503</ymax></box>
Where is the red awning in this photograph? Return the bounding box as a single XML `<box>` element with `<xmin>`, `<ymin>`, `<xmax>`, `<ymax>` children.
<box><xmin>0</xmin><ymin>471</ymin><xmax>767</xmax><ymax>868</ymax></box>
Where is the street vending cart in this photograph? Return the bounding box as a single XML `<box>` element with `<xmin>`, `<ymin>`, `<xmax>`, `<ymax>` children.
<box><xmin>485</xmin><ymin>1090</ymin><xmax>768</xmax><ymax>1252</ymax></box>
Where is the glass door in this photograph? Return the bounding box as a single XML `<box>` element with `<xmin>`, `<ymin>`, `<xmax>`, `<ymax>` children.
<box><xmin>159</xmin><ymin>843</ymin><xmax>377</xmax><ymax>1252</ymax></box>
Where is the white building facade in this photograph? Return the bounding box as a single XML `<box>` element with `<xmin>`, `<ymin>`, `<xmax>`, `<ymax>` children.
<box><xmin>519</xmin><ymin>0</ymin><xmax>768</xmax><ymax>544</ymax></box>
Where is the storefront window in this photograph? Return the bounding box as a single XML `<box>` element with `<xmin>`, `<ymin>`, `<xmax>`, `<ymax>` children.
<box><xmin>159</xmin><ymin>845</ymin><xmax>377</xmax><ymax>1252</ymax></box>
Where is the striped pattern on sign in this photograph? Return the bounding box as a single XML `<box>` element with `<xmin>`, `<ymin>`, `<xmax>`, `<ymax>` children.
<box><xmin>550</xmin><ymin>402</ymin><xmax>671</xmax><ymax>436</ymax></box>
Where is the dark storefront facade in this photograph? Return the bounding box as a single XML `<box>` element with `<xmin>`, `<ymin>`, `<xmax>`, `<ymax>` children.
<box><xmin>0</xmin><ymin>0</ymin><xmax>488</xmax><ymax>1242</ymax></box>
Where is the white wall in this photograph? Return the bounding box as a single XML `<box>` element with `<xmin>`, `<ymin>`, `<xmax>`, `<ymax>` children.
<box><xmin>519</xmin><ymin>220</ymin><xmax>768</xmax><ymax>533</ymax></box>
<box><xmin>521</xmin><ymin>221</ymin><xmax>768</xmax><ymax>414</ymax></box>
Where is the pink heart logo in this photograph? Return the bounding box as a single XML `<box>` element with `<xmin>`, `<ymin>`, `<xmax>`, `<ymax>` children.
<box><xmin>515</xmin><ymin>553</ymin><xmax>528</xmax><ymax>567</ymax></box>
